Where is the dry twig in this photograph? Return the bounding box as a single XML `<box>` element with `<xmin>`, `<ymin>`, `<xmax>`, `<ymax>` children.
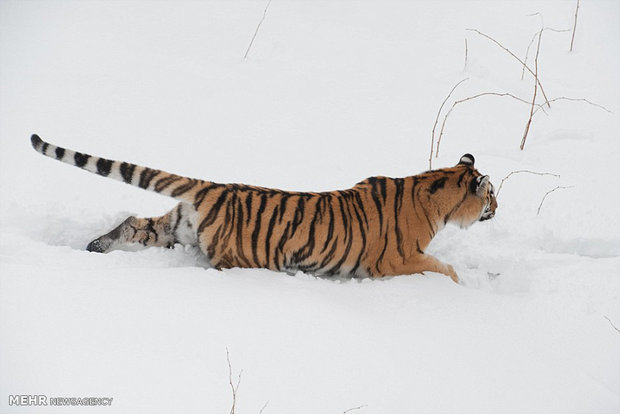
<box><xmin>226</xmin><ymin>348</ymin><xmax>242</xmax><ymax>414</ymax></box>
<box><xmin>532</xmin><ymin>96</ymin><xmax>613</xmax><ymax>116</ymax></box>
<box><xmin>429</xmin><ymin>78</ymin><xmax>468</xmax><ymax>169</ymax></box>
<box><xmin>537</xmin><ymin>185</ymin><xmax>574</xmax><ymax>215</ymax></box>
<box><xmin>496</xmin><ymin>170</ymin><xmax>560</xmax><ymax>198</ymax></box>
<box><xmin>244</xmin><ymin>0</ymin><xmax>273</xmax><ymax>60</ymax></box>
<box><xmin>259</xmin><ymin>400</ymin><xmax>270</xmax><ymax>414</ymax></box>
<box><xmin>343</xmin><ymin>404</ymin><xmax>368</xmax><ymax>414</ymax></box>
<box><xmin>570</xmin><ymin>0</ymin><xmax>580</xmax><ymax>52</ymax></box>
<box><xmin>466</xmin><ymin>28</ymin><xmax>551</xmax><ymax>107</ymax></box>
<box><xmin>463</xmin><ymin>38</ymin><xmax>468</xmax><ymax>72</ymax></box>
<box><xmin>520</xmin><ymin>29</ymin><xmax>542</xmax><ymax>150</ymax></box>
<box><xmin>521</xmin><ymin>27</ymin><xmax>570</xmax><ymax>80</ymax></box>
<box><xmin>603</xmin><ymin>315</ymin><xmax>620</xmax><ymax>334</ymax></box>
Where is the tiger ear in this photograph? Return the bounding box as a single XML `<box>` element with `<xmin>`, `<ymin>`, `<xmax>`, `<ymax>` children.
<box><xmin>458</xmin><ymin>153</ymin><xmax>475</xmax><ymax>166</ymax></box>
<box><xmin>472</xmin><ymin>175</ymin><xmax>489</xmax><ymax>195</ymax></box>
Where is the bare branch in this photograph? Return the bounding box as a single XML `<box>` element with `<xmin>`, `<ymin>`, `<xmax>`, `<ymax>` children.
<box><xmin>259</xmin><ymin>400</ymin><xmax>270</xmax><ymax>414</ymax></box>
<box><xmin>244</xmin><ymin>0</ymin><xmax>273</xmax><ymax>60</ymax></box>
<box><xmin>429</xmin><ymin>78</ymin><xmax>468</xmax><ymax>169</ymax></box>
<box><xmin>226</xmin><ymin>348</ymin><xmax>242</xmax><ymax>414</ymax></box>
<box><xmin>521</xmin><ymin>27</ymin><xmax>570</xmax><ymax>80</ymax></box>
<box><xmin>532</xmin><ymin>96</ymin><xmax>613</xmax><ymax>117</ymax></box>
<box><xmin>496</xmin><ymin>170</ymin><xmax>560</xmax><ymax>198</ymax></box>
<box><xmin>466</xmin><ymin>28</ymin><xmax>551</xmax><ymax>107</ymax></box>
<box><xmin>435</xmin><ymin>91</ymin><xmax>547</xmax><ymax>158</ymax></box>
<box><xmin>570</xmin><ymin>0</ymin><xmax>580</xmax><ymax>52</ymax></box>
<box><xmin>537</xmin><ymin>185</ymin><xmax>574</xmax><ymax>215</ymax></box>
<box><xmin>463</xmin><ymin>38</ymin><xmax>468</xmax><ymax>72</ymax></box>
<box><xmin>603</xmin><ymin>315</ymin><xmax>620</xmax><ymax>334</ymax></box>
<box><xmin>521</xmin><ymin>29</ymin><xmax>542</xmax><ymax>150</ymax></box>
<box><xmin>343</xmin><ymin>404</ymin><xmax>368</xmax><ymax>414</ymax></box>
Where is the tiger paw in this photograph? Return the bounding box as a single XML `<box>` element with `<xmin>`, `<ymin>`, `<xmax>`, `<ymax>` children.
<box><xmin>446</xmin><ymin>265</ymin><xmax>459</xmax><ymax>284</ymax></box>
<box><xmin>86</xmin><ymin>237</ymin><xmax>110</xmax><ymax>253</ymax></box>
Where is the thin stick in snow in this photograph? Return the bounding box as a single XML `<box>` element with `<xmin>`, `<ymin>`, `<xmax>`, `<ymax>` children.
<box><xmin>226</xmin><ymin>348</ymin><xmax>242</xmax><ymax>414</ymax></box>
<box><xmin>532</xmin><ymin>96</ymin><xmax>613</xmax><ymax>117</ymax></box>
<box><xmin>570</xmin><ymin>0</ymin><xmax>580</xmax><ymax>52</ymax></box>
<box><xmin>463</xmin><ymin>38</ymin><xmax>468</xmax><ymax>72</ymax></box>
<box><xmin>520</xmin><ymin>29</ymin><xmax>542</xmax><ymax>150</ymax></box>
<box><xmin>429</xmin><ymin>78</ymin><xmax>468</xmax><ymax>169</ymax></box>
<box><xmin>537</xmin><ymin>185</ymin><xmax>574</xmax><ymax>215</ymax></box>
<box><xmin>521</xmin><ymin>27</ymin><xmax>570</xmax><ymax>80</ymax></box>
<box><xmin>603</xmin><ymin>315</ymin><xmax>620</xmax><ymax>334</ymax></box>
<box><xmin>343</xmin><ymin>404</ymin><xmax>368</xmax><ymax>414</ymax></box>
<box><xmin>244</xmin><ymin>0</ymin><xmax>273</xmax><ymax>60</ymax></box>
<box><xmin>466</xmin><ymin>28</ymin><xmax>551</xmax><ymax>107</ymax></box>
<box><xmin>496</xmin><ymin>170</ymin><xmax>560</xmax><ymax>198</ymax></box>
<box><xmin>259</xmin><ymin>400</ymin><xmax>270</xmax><ymax>414</ymax></box>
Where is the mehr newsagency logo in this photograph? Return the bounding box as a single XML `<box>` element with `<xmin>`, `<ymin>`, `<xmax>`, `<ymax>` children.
<box><xmin>9</xmin><ymin>395</ymin><xmax>113</xmax><ymax>407</ymax></box>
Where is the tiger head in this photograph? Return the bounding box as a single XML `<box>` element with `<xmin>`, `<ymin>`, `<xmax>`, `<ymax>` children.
<box><xmin>447</xmin><ymin>153</ymin><xmax>497</xmax><ymax>228</ymax></box>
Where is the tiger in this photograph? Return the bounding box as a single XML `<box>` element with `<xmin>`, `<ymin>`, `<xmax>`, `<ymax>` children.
<box><xmin>30</xmin><ymin>134</ymin><xmax>497</xmax><ymax>283</ymax></box>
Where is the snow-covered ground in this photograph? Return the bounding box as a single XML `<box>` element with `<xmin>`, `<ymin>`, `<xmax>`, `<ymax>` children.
<box><xmin>1</xmin><ymin>1</ymin><xmax>619</xmax><ymax>413</ymax></box>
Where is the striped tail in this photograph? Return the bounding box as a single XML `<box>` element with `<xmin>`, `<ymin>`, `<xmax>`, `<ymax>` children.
<box><xmin>30</xmin><ymin>134</ymin><xmax>204</xmax><ymax>203</ymax></box>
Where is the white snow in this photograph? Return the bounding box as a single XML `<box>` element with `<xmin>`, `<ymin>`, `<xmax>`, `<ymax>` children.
<box><xmin>1</xmin><ymin>1</ymin><xmax>619</xmax><ymax>413</ymax></box>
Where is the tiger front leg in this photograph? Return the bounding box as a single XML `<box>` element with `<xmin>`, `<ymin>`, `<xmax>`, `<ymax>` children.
<box><xmin>384</xmin><ymin>253</ymin><xmax>459</xmax><ymax>283</ymax></box>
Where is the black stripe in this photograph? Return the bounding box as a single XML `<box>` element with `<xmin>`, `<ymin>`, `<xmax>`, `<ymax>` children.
<box><xmin>74</xmin><ymin>152</ymin><xmax>90</xmax><ymax>167</ymax></box>
<box><xmin>278</xmin><ymin>194</ymin><xmax>289</xmax><ymax>223</ymax></box>
<box><xmin>378</xmin><ymin>178</ymin><xmax>387</xmax><ymax>201</ymax></box>
<box><xmin>320</xmin><ymin>199</ymin><xmax>335</xmax><ymax>253</ymax></box>
<box><xmin>291</xmin><ymin>201</ymin><xmax>320</xmax><ymax>264</ymax></box>
<box><xmin>235</xmin><ymin>196</ymin><xmax>251</xmax><ymax>267</ymax></box>
<box><xmin>245</xmin><ymin>191</ymin><xmax>253</xmax><ymax>226</ymax></box>
<box><xmin>349</xmin><ymin>197</ymin><xmax>367</xmax><ymax>275</ymax></box>
<box><xmin>197</xmin><ymin>189</ymin><xmax>229</xmax><ymax>233</ymax></box>
<box><xmin>171</xmin><ymin>179</ymin><xmax>197</xmax><ymax>197</ymax></box>
<box><xmin>376</xmin><ymin>232</ymin><xmax>389</xmax><ymax>273</ymax></box>
<box><xmin>96</xmin><ymin>158</ymin><xmax>113</xmax><ymax>176</ymax></box>
<box><xmin>326</xmin><ymin>197</ymin><xmax>354</xmax><ymax>275</ymax></box>
<box><xmin>289</xmin><ymin>196</ymin><xmax>306</xmax><ymax>238</ymax></box>
<box><xmin>251</xmin><ymin>193</ymin><xmax>268</xmax><ymax>266</ymax></box>
<box><xmin>154</xmin><ymin>175</ymin><xmax>181</xmax><ymax>192</ymax></box>
<box><xmin>41</xmin><ymin>142</ymin><xmax>49</xmax><ymax>155</ymax></box>
<box><xmin>274</xmin><ymin>222</ymin><xmax>291</xmax><ymax>270</ymax></box>
<box><xmin>368</xmin><ymin>178</ymin><xmax>384</xmax><ymax>235</ymax></box>
<box><xmin>146</xmin><ymin>218</ymin><xmax>158</xmax><ymax>242</ymax></box>
<box><xmin>120</xmin><ymin>162</ymin><xmax>136</xmax><ymax>184</ymax></box>
<box><xmin>353</xmin><ymin>192</ymin><xmax>369</xmax><ymax>230</ymax></box>
<box><xmin>264</xmin><ymin>205</ymin><xmax>280</xmax><ymax>268</ymax></box>
<box><xmin>393</xmin><ymin>178</ymin><xmax>405</xmax><ymax>259</ymax></box>
<box><xmin>194</xmin><ymin>183</ymin><xmax>223</xmax><ymax>208</ymax></box>
<box><xmin>139</xmin><ymin>168</ymin><xmax>160</xmax><ymax>189</ymax></box>
<box><xmin>207</xmin><ymin>225</ymin><xmax>223</xmax><ymax>260</ymax></box>
<box><xmin>429</xmin><ymin>177</ymin><xmax>448</xmax><ymax>194</ymax></box>
<box><xmin>172</xmin><ymin>204</ymin><xmax>183</xmax><ymax>236</ymax></box>
<box><xmin>416</xmin><ymin>240</ymin><xmax>424</xmax><ymax>254</ymax></box>
<box><xmin>220</xmin><ymin>193</ymin><xmax>237</xmax><ymax>247</ymax></box>
<box><xmin>319</xmin><ymin>235</ymin><xmax>339</xmax><ymax>271</ymax></box>
<box><xmin>55</xmin><ymin>147</ymin><xmax>65</xmax><ymax>160</ymax></box>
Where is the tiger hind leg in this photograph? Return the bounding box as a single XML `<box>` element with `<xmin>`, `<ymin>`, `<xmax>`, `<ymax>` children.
<box><xmin>86</xmin><ymin>202</ymin><xmax>197</xmax><ymax>253</ymax></box>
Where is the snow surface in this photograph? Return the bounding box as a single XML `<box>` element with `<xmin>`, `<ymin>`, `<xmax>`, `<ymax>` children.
<box><xmin>1</xmin><ymin>1</ymin><xmax>619</xmax><ymax>413</ymax></box>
